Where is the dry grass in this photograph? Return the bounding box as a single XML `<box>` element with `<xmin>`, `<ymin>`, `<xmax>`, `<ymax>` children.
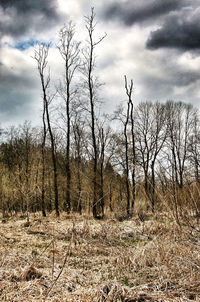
<box><xmin>0</xmin><ymin>212</ymin><xmax>199</xmax><ymax>301</ymax></box>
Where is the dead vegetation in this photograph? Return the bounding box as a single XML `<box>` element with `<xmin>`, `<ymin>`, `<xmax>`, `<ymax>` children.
<box><xmin>0</xmin><ymin>212</ymin><xmax>199</xmax><ymax>301</ymax></box>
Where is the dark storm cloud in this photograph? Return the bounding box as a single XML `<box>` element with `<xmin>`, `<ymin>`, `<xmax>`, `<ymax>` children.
<box><xmin>0</xmin><ymin>0</ymin><xmax>60</xmax><ymax>38</ymax></box>
<box><xmin>0</xmin><ymin>0</ymin><xmax>57</xmax><ymax>17</ymax></box>
<box><xmin>102</xmin><ymin>0</ymin><xmax>184</xmax><ymax>26</ymax></box>
<box><xmin>146</xmin><ymin>13</ymin><xmax>200</xmax><ymax>51</ymax></box>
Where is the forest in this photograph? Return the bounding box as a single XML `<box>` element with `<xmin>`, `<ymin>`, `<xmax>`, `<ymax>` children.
<box><xmin>0</xmin><ymin>8</ymin><xmax>200</xmax><ymax>302</ymax></box>
<box><xmin>1</xmin><ymin>98</ymin><xmax>200</xmax><ymax>222</ymax></box>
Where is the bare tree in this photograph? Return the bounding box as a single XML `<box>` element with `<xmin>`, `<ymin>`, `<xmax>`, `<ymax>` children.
<box><xmin>124</xmin><ymin>75</ymin><xmax>136</xmax><ymax>215</ymax></box>
<box><xmin>123</xmin><ymin>94</ymin><xmax>131</xmax><ymax>216</ymax></box>
<box><xmin>135</xmin><ymin>102</ymin><xmax>167</xmax><ymax>212</ymax></box>
<box><xmin>112</xmin><ymin>103</ymin><xmax>132</xmax><ymax>215</ymax></box>
<box><xmin>166</xmin><ymin>101</ymin><xmax>194</xmax><ymax>189</ymax></box>
<box><xmin>97</xmin><ymin>122</ymin><xmax>112</xmax><ymax>217</ymax></box>
<box><xmin>58</xmin><ymin>21</ymin><xmax>81</xmax><ymax>213</ymax></box>
<box><xmin>34</xmin><ymin>44</ymin><xmax>59</xmax><ymax>217</ymax></box>
<box><xmin>163</xmin><ymin>102</ymin><xmax>197</xmax><ymax>222</ymax></box>
<box><xmin>82</xmin><ymin>8</ymin><xmax>106</xmax><ymax>218</ymax></box>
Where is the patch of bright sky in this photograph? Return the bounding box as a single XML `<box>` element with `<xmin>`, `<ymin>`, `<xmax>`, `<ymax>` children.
<box><xmin>5</xmin><ymin>39</ymin><xmax>50</xmax><ymax>51</ymax></box>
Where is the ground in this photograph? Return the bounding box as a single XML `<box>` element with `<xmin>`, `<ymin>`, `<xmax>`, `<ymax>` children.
<box><xmin>0</xmin><ymin>212</ymin><xmax>199</xmax><ymax>301</ymax></box>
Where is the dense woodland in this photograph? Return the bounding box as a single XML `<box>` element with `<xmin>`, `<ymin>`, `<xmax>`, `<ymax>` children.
<box><xmin>1</xmin><ymin>9</ymin><xmax>200</xmax><ymax>221</ymax></box>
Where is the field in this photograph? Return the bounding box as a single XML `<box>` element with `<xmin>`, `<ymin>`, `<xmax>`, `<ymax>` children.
<box><xmin>0</xmin><ymin>212</ymin><xmax>199</xmax><ymax>301</ymax></box>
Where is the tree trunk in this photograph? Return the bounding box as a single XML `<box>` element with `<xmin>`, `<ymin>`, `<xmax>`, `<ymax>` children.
<box><xmin>124</xmin><ymin>101</ymin><xmax>130</xmax><ymax>216</ymax></box>
<box><xmin>41</xmin><ymin>104</ymin><xmax>47</xmax><ymax>217</ymax></box>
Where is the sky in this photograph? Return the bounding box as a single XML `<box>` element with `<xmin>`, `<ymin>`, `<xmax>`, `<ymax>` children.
<box><xmin>0</xmin><ymin>0</ymin><xmax>200</xmax><ymax>127</ymax></box>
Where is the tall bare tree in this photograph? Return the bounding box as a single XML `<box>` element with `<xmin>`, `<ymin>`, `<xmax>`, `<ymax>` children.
<box><xmin>58</xmin><ymin>21</ymin><xmax>81</xmax><ymax>213</ymax></box>
<box><xmin>123</xmin><ymin>95</ymin><xmax>131</xmax><ymax>216</ymax></box>
<box><xmin>34</xmin><ymin>44</ymin><xmax>59</xmax><ymax>217</ymax></box>
<box><xmin>82</xmin><ymin>8</ymin><xmax>106</xmax><ymax>218</ymax></box>
<box><xmin>124</xmin><ymin>75</ymin><xmax>136</xmax><ymax>215</ymax></box>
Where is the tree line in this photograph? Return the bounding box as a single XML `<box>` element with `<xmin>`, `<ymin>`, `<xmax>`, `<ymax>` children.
<box><xmin>0</xmin><ymin>9</ymin><xmax>199</xmax><ymax>220</ymax></box>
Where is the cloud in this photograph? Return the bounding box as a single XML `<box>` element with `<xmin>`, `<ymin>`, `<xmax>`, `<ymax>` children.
<box><xmin>146</xmin><ymin>11</ymin><xmax>200</xmax><ymax>51</ymax></box>
<box><xmin>0</xmin><ymin>77</ymin><xmax>39</xmax><ymax>125</ymax></box>
<box><xmin>0</xmin><ymin>47</ymin><xmax>41</xmax><ymax>125</ymax></box>
<box><xmin>0</xmin><ymin>0</ymin><xmax>60</xmax><ymax>39</ymax></box>
<box><xmin>0</xmin><ymin>68</ymin><xmax>37</xmax><ymax>111</ymax></box>
<box><xmin>133</xmin><ymin>49</ymin><xmax>200</xmax><ymax>107</ymax></box>
<box><xmin>0</xmin><ymin>0</ymin><xmax>57</xmax><ymax>16</ymax></box>
<box><xmin>102</xmin><ymin>0</ymin><xmax>184</xmax><ymax>26</ymax></box>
